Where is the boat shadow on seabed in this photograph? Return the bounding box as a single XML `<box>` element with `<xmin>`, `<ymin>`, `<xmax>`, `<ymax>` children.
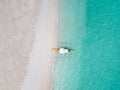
<box><xmin>51</xmin><ymin>42</ymin><xmax>74</xmax><ymax>59</ymax></box>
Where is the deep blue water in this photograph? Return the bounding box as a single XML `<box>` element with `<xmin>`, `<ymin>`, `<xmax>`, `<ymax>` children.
<box><xmin>53</xmin><ymin>0</ymin><xmax>120</xmax><ymax>90</ymax></box>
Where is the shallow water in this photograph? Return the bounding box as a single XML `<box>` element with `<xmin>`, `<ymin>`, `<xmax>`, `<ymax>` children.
<box><xmin>53</xmin><ymin>0</ymin><xmax>120</xmax><ymax>90</ymax></box>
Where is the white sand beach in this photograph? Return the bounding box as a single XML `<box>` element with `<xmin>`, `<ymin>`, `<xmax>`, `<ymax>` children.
<box><xmin>0</xmin><ymin>0</ymin><xmax>58</xmax><ymax>90</ymax></box>
<box><xmin>21</xmin><ymin>0</ymin><xmax>58</xmax><ymax>90</ymax></box>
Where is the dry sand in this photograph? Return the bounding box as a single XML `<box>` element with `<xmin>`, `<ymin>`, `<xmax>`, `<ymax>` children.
<box><xmin>21</xmin><ymin>0</ymin><xmax>58</xmax><ymax>90</ymax></box>
<box><xmin>0</xmin><ymin>0</ymin><xmax>58</xmax><ymax>90</ymax></box>
<box><xmin>0</xmin><ymin>0</ymin><xmax>40</xmax><ymax>90</ymax></box>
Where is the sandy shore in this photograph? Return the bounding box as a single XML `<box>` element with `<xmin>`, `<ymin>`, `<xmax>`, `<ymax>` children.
<box><xmin>21</xmin><ymin>0</ymin><xmax>58</xmax><ymax>90</ymax></box>
<box><xmin>0</xmin><ymin>0</ymin><xmax>40</xmax><ymax>90</ymax></box>
<box><xmin>0</xmin><ymin>0</ymin><xmax>57</xmax><ymax>90</ymax></box>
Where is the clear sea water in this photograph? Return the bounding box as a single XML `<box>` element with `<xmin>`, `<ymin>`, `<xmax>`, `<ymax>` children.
<box><xmin>53</xmin><ymin>0</ymin><xmax>120</xmax><ymax>90</ymax></box>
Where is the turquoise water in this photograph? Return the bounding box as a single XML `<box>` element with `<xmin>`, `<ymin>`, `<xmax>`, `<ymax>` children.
<box><xmin>53</xmin><ymin>0</ymin><xmax>120</xmax><ymax>90</ymax></box>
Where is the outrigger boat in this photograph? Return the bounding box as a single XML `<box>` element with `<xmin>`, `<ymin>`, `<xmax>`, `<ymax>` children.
<box><xmin>52</xmin><ymin>47</ymin><xmax>74</xmax><ymax>54</ymax></box>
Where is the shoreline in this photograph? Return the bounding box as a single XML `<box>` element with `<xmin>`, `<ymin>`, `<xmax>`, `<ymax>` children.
<box><xmin>21</xmin><ymin>0</ymin><xmax>58</xmax><ymax>90</ymax></box>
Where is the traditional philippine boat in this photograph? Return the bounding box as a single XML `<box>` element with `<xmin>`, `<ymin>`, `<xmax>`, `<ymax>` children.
<box><xmin>52</xmin><ymin>47</ymin><xmax>74</xmax><ymax>54</ymax></box>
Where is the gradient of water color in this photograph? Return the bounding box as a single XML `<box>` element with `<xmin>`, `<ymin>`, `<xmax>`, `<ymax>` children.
<box><xmin>53</xmin><ymin>0</ymin><xmax>120</xmax><ymax>90</ymax></box>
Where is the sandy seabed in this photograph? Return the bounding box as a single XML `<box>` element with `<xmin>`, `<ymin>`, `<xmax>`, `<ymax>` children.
<box><xmin>0</xmin><ymin>0</ymin><xmax>58</xmax><ymax>90</ymax></box>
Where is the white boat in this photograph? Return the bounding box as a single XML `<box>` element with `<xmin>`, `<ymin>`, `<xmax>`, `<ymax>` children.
<box><xmin>52</xmin><ymin>47</ymin><xmax>73</xmax><ymax>54</ymax></box>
